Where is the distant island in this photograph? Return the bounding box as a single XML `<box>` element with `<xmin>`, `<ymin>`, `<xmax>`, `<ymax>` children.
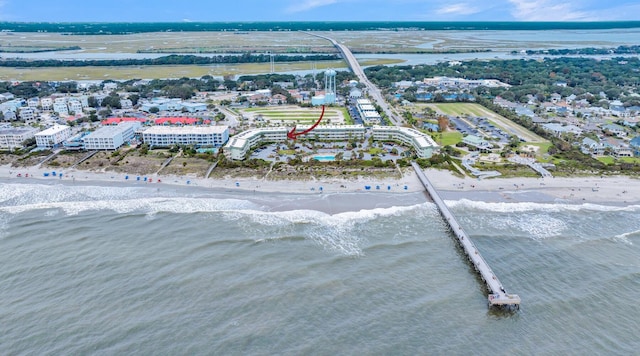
<box><xmin>515</xmin><ymin>45</ymin><xmax>640</xmax><ymax>56</ymax></box>
<box><xmin>1</xmin><ymin>21</ymin><xmax>640</xmax><ymax>34</ymax></box>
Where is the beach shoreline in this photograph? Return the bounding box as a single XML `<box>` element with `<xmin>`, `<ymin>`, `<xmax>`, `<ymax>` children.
<box><xmin>3</xmin><ymin>164</ymin><xmax>640</xmax><ymax>207</ymax></box>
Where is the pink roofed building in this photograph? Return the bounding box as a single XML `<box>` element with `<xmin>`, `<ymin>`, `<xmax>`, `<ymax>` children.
<box><xmin>101</xmin><ymin>117</ymin><xmax>148</xmax><ymax>126</ymax></box>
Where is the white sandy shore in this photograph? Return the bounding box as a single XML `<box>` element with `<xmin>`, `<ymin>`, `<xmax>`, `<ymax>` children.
<box><xmin>424</xmin><ymin>168</ymin><xmax>640</xmax><ymax>205</ymax></box>
<box><xmin>3</xmin><ymin>164</ymin><xmax>640</xmax><ymax>205</ymax></box>
<box><xmin>0</xmin><ymin>164</ymin><xmax>423</xmax><ymax>195</ymax></box>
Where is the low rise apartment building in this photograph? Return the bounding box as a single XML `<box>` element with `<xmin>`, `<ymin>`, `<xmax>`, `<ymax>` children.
<box><xmin>142</xmin><ymin>125</ymin><xmax>229</xmax><ymax>148</ymax></box>
<box><xmin>0</xmin><ymin>127</ymin><xmax>37</xmax><ymax>149</ymax></box>
<box><xmin>83</xmin><ymin>122</ymin><xmax>141</xmax><ymax>150</ymax></box>
<box><xmin>35</xmin><ymin>124</ymin><xmax>72</xmax><ymax>149</ymax></box>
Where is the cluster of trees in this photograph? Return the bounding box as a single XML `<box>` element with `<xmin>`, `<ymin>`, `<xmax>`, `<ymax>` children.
<box><xmin>0</xmin><ymin>53</ymin><xmax>339</xmax><ymax>68</ymax></box>
<box><xmin>517</xmin><ymin>45</ymin><xmax>640</xmax><ymax>56</ymax></box>
<box><xmin>365</xmin><ymin>57</ymin><xmax>640</xmax><ymax>104</ymax></box>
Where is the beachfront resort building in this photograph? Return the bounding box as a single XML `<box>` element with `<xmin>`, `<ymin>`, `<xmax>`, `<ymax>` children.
<box><xmin>142</xmin><ymin>125</ymin><xmax>229</xmax><ymax>148</ymax></box>
<box><xmin>372</xmin><ymin>126</ymin><xmax>439</xmax><ymax>158</ymax></box>
<box><xmin>35</xmin><ymin>124</ymin><xmax>72</xmax><ymax>149</ymax></box>
<box><xmin>83</xmin><ymin>122</ymin><xmax>142</xmax><ymax>150</ymax></box>
<box><xmin>224</xmin><ymin>125</ymin><xmax>366</xmax><ymax>160</ymax></box>
<box><xmin>0</xmin><ymin>127</ymin><xmax>37</xmax><ymax>149</ymax></box>
<box><xmin>224</xmin><ymin>127</ymin><xmax>288</xmax><ymax>160</ymax></box>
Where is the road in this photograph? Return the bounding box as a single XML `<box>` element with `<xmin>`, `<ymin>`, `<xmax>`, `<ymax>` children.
<box><xmin>305</xmin><ymin>32</ymin><xmax>404</xmax><ymax>126</ymax></box>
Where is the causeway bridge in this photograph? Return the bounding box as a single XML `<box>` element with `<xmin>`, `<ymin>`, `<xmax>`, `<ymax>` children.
<box><xmin>412</xmin><ymin>162</ymin><xmax>521</xmax><ymax>309</ymax></box>
<box><xmin>304</xmin><ymin>32</ymin><xmax>403</xmax><ymax>126</ymax></box>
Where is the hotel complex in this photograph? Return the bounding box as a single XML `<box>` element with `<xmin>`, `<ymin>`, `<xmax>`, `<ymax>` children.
<box><xmin>224</xmin><ymin>125</ymin><xmax>437</xmax><ymax>160</ymax></box>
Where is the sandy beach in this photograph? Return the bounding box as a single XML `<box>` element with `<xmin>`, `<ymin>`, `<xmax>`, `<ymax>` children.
<box><xmin>3</xmin><ymin>164</ymin><xmax>640</xmax><ymax>206</ymax></box>
<box><xmin>423</xmin><ymin>168</ymin><xmax>640</xmax><ymax>206</ymax></box>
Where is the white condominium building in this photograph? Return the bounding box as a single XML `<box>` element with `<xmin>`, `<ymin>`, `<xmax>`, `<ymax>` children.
<box><xmin>356</xmin><ymin>98</ymin><xmax>382</xmax><ymax>124</ymax></box>
<box><xmin>224</xmin><ymin>127</ymin><xmax>287</xmax><ymax>160</ymax></box>
<box><xmin>35</xmin><ymin>124</ymin><xmax>72</xmax><ymax>149</ymax></box>
<box><xmin>224</xmin><ymin>125</ymin><xmax>366</xmax><ymax>160</ymax></box>
<box><xmin>142</xmin><ymin>125</ymin><xmax>229</xmax><ymax>148</ymax></box>
<box><xmin>372</xmin><ymin>126</ymin><xmax>439</xmax><ymax>158</ymax></box>
<box><xmin>18</xmin><ymin>107</ymin><xmax>36</xmax><ymax>123</ymax></box>
<box><xmin>0</xmin><ymin>127</ymin><xmax>37</xmax><ymax>149</ymax></box>
<box><xmin>40</xmin><ymin>98</ymin><xmax>53</xmax><ymax>111</ymax></box>
<box><xmin>53</xmin><ymin>98</ymin><xmax>69</xmax><ymax>115</ymax></box>
<box><xmin>67</xmin><ymin>100</ymin><xmax>83</xmax><ymax>115</ymax></box>
<box><xmin>83</xmin><ymin>122</ymin><xmax>141</xmax><ymax>150</ymax></box>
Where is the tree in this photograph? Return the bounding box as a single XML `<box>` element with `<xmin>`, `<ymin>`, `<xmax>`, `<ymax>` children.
<box><xmin>149</xmin><ymin>106</ymin><xmax>160</xmax><ymax>114</ymax></box>
<box><xmin>437</xmin><ymin>116</ymin><xmax>449</xmax><ymax>132</ymax></box>
<box><xmin>128</xmin><ymin>94</ymin><xmax>140</xmax><ymax>106</ymax></box>
<box><xmin>98</xmin><ymin>108</ymin><xmax>112</xmax><ymax>118</ymax></box>
<box><xmin>101</xmin><ymin>95</ymin><xmax>122</xmax><ymax>109</ymax></box>
<box><xmin>87</xmin><ymin>96</ymin><xmax>99</xmax><ymax>108</ymax></box>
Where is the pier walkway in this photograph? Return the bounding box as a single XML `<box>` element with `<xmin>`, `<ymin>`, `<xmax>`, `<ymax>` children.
<box><xmin>412</xmin><ymin>162</ymin><xmax>521</xmax><ymax>308</ymax></box>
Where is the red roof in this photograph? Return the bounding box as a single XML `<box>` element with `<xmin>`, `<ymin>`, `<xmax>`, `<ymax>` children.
<box><xmin>154</xmin><ymin>117</ymin><xmax>200</xmax><ymax>125</ymax></box>
<box><xmin>101</xmin><ymin>117</ymin><xmax>147</xmax><ymax>125</ymax></box>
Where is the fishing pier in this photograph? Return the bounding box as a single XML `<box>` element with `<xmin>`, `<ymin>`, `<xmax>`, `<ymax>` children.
<box><xmin>412</xmin><ymin>162</ymin><xmax>521</xmax><ymax>309</ymax></box>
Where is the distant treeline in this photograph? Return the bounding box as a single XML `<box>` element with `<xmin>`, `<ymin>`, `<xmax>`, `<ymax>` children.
<box><xmin>0</xmin><ymin>45</ymin><xmax>81</xmax><ymax>53</ymax></box>
<box><xmin>0</xmin><ymin>53</ymin><xmax>340</xmax><ymax>68</ymax></box>
<box><xmin>514</xmin><ymin>45</ymin><xmax>640</xmax><ymax>56</ymax></box>
<box><xmin>1</xmin><ymin>21</ymin><xmax>640</xmax><ymax>34</ymax></box>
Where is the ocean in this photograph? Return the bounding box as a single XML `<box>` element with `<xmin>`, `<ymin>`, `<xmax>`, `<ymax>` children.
<box><xmin>1</xmin><ymin>180</ymin><xmax>638</xmax><ymax>354</ymax></box>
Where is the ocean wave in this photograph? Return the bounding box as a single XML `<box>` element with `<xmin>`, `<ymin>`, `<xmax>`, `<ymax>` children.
<box><xmin>0</xmin><ymin>182</ymin><xmax>149</xmax><ymax>207</ymax></box>
<box><xmin>0</xmin><ymin>197</ymin><xmax>263</xmax><ymax>216</ymax></box>
<box><xmin>613</xmin><ymin>230</ymin><xmax>639</xmax><ymax>245</ymax></box>
<box><xmin>445</xmin><ymin>199</ymin><xmax>640</xmax><ymax>213</ymax></box>
<box><xmin>221</xmin><ymin>203</ymin><xmax>432</xmax><ymax>256</ymax></box>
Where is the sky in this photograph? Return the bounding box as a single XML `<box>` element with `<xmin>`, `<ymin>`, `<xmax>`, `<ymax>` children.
<box><xmin>1</xmin><ymin>0</ymin><xmax>639</xmax><ymax>22</ymax></box>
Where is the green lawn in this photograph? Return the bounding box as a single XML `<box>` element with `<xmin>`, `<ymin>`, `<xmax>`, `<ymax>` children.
<box><xmin>596</xmin><ymin>156</ymin><xmax>616</xmax><ymax>165</ymax></box>
<box><xmin>432</xmin><ymin>131</ymin><xmax>463</xmax><ymax>146</ymax></box>
<box><xmin>596</xmin><ymin>156</ymin><xmax>640</xmax><ymax>165</ymax></box>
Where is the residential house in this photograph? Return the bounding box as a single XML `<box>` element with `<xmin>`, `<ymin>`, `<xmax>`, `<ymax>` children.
<box><xmin>18</xmin><ymin>107</ymin><xmax>36</xmax><ymax>123</ymax></box>
<box><xmin>630</xmin><ymin>136</ymin><xmax>640</xmax><ymax>156</ymax></box>
<box><xmin>1</xmin><ymin>110</ymin><xmax>16</xmax><ymax>121</ymax></box>
<box><xmin>40</xmin><ymin>98</ymin><xmax>53</xmax><ymax>111</ymax></box>
<box><xmin>462</xmin><ymin>135</ymin><xmax>493</xmax><ymax>152</ymax></box>
<box><xmin>603</xmin><ymin>137</ymin><xmax>632</xmax><ymax>158</ymax></box>
<box><xmin>541</xmin><ymin>123</ymin><xmax>583</xmax><ymax>137</ymax></box>
<box><xmin>581</xmin><ymin>137</ymin><xmax>605</xmax><ymax>156</ymax></box>
<box><xmin>602</xmin><ymin>123</ymin><xmax>627</xmax><ymax>137</ymax></box>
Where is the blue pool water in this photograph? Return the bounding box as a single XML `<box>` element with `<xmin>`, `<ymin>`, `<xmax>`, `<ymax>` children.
<box><xmin>313</xmin><ymin>155</ymin><xmax>335</xmax><ymax>162</ymax></box>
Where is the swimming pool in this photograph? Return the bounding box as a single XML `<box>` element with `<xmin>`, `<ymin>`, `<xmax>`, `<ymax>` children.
<box><xmin>313</xmin><ymin>155</ymin><xmax>335</xmax><ymax>162</ymax></box>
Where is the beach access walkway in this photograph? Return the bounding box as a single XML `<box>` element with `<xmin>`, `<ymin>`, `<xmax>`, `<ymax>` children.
<box><xmin>411</xmin><ymin>162</ymin><xmax>521</xmax><ymax>308</ymax></box>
